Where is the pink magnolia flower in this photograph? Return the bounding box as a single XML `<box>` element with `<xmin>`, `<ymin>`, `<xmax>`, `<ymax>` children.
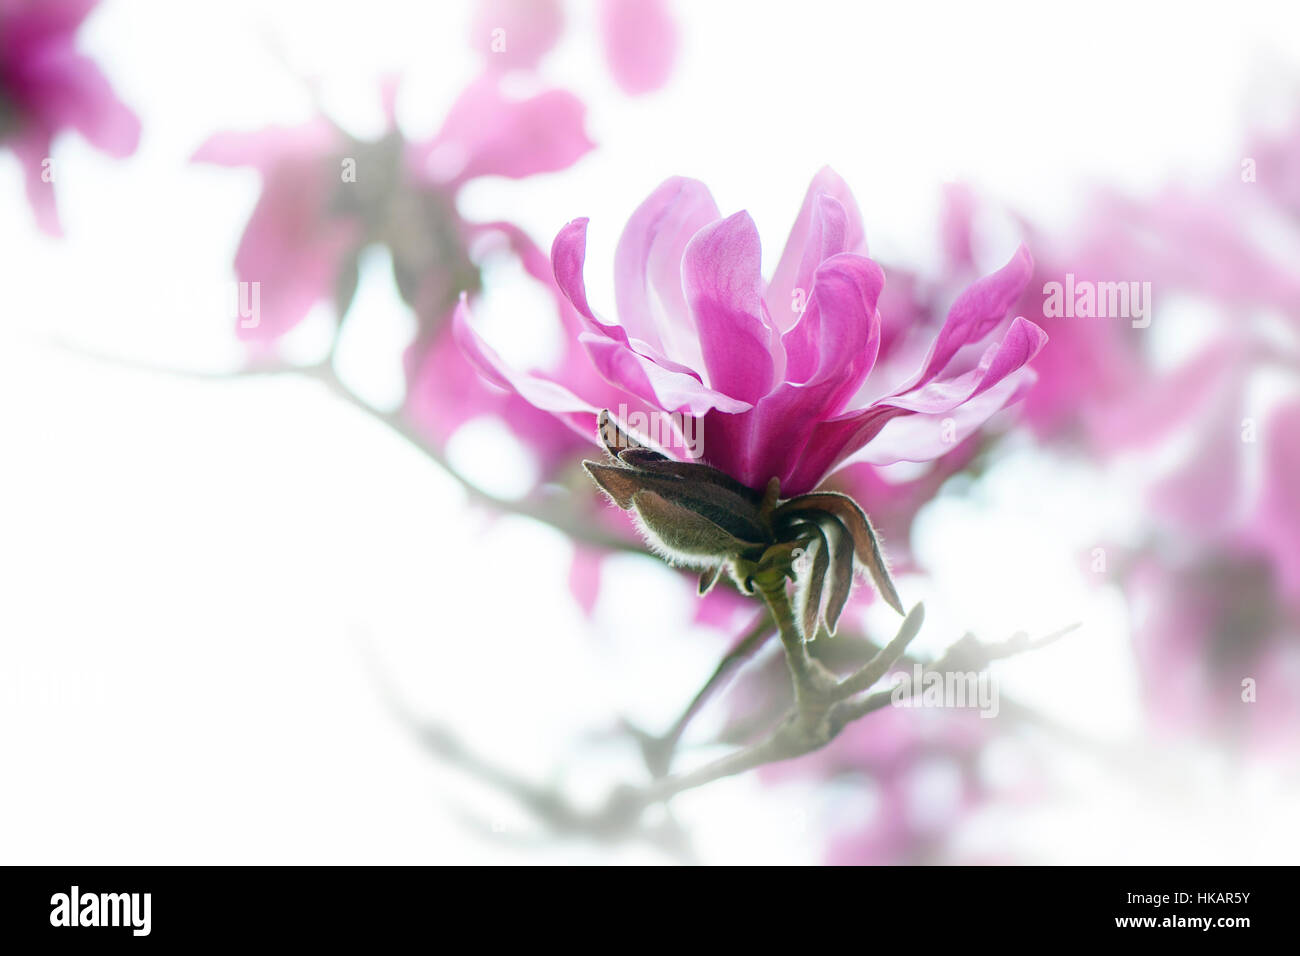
<box><xmin>195</xmin><ymin>75</ymin><xmax>593</xmax><ymax>346</ymax></box>
<box><xmin>472</xmin><ymin>0</ymin><xmax>678</xmax><ymax>96</ymax></box>
<box><xmin>0</xmin><ymin>0</ymin><xmax>140</xmax><ymax>235</ymax></box>
<box><xmin>456</xmin><ymin>169</ymin><xmax>1047</xmax><ymax>497</ymax></box>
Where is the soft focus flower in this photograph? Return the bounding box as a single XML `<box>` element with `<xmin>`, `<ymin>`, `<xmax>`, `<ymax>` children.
<box><xmin>457</xmin><ymin>169</ymin><xmax>1047</xmax><ymax>498</ymax></box>
<box><xmin>472</xmin><ymin>0</ymin><xmax>679</xmax><ymax>96</ymax></box>
<box><xmin>471</xmin><ymin>0</ymin><xmax>565</xmax><ymax>72</ymax></box>
<box><xmin>0</xmin><ymin>0</ymin><xmax>140</xmax><ymax>235</ymax></box>
<box><xmin>195</xmin><ymin>75</ymin><xmax>593</xmax><ymax>346</ymax></box>
<box><xmin>1251</xmin><ymin>114</ymin><xmax>1300</xmax><ymax>215</ymax></box>
<box><xmin>598</xmin><ymin>0</ymin><xmax>678</xmax><ymax>95</ymax></box>
<box><xmin>1129</xmin><ymin>543</ymin><xmax>1300</xmax><ymax>755</ymax></box>
<box><xmin>1245</xmin><ymin>400</ymin><xmax>1300</xmax><ymax>606</ymax></box>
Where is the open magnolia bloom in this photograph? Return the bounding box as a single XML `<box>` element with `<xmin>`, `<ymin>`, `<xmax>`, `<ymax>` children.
<box><xmin>455</xmin><ymin>169</ymin><xmax>1047</xmax><ymax>635</ymax></box>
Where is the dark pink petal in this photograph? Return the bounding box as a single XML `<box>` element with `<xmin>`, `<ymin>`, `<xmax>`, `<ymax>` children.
<box><xmin>1</xmin><ymin>0</ymin><xmax>98</xmax><ymax>39</ymax></box>
<box><xmin>13</xmin><ymin>45</ymin><xmax>140</xmax><ymax>157</ymax></box>
<box><xmin>598</xmin><ymin>0</ymin><xmax>678</xmax><ymax>95</ymax></box>
<box><xmin>885</xmin><ymin>316</ymin><xmax>1049</xmax><ymax>414</ymax></box>
<box><xmin>767</xmin><ymin>167</ymin><xmax>867</xmax><ymax>332</ymax></box>
<box><xmin>613</xmin><ymin>176</ymin><xmax>719</xmax><ymax>367</ymax></box>
<box><xmin>415</xmin><ymin>75</ymin><xmax>593</xmax><ymax>187</ymax></box>
<box><xmin>909</xmin><ymin>244</ymin><xmax>1034</xmax><ymax>388</ymax></box>
<box><xmin>682</xmin><ymin>210</ymin><xmax>780</xmax><ymax>404</ymax></box>
<box><xmin>745</xmin><ymin>254</ymin><xmax>885</xmax><ymax>487</ymax></box>
<box><xmin>471</xmin><ymin>0</ymin><xmax>564</xmax><ymax>71</ymax></box>
<box><xmin>781</xmin><ymin>405</ymin><xmax>910</xmax><ymax>496</ymax></box>
<box><xmin>781</xmin><ymin>253</ymin><xmax>885</xmax><ymax>387</ymax></box>
<box><xmin>781</xmin><ymin>317</ymin><xmax>1046</xmax><ymax>493</ymax></box>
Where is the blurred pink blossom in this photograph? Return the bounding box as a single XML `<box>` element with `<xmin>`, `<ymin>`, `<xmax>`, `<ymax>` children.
<box><xmin>471</xmin><ymin>0</ymin><xmax>565</xmax><ymax>72</ymax></box>
<box><xmin>472</xmin><ymin>0</ymin><xmax>679</xmax><ymax>96</ymax></box>
<box><xmin>195</xmin><ymin>75</ymin><xmax>593</xmax><ymax>347</ymax></box>
<box><xmin>1129</xmin><ymin>543</ymin><xmax>1300</xmax><ymax>755</ymax></box>
<box><xmin>0</xmin><ymin>0</ymin><xmax>139</xmax><ymax>235</ymax></box>
<box><xmin>599</xmin><ymin>0</ymin><xmax>678</xmax><ymax>95</ymax></box>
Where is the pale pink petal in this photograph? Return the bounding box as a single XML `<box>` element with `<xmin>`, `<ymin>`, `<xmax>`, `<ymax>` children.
<box><xmin>767</xmin><ymin>167</ymin><xmax>867</xmax><ymax>332</ymax></box>
<box><xmin>192</xmin><ymin>122</ymin><xmax>339</xmax><ymax>171</ymax></box>
<box><xmin>12</xmin><ymin>130</ymin><xmax>61</xmax><ymax>235</ymax></box>
<box><xmin>613</xmin><ymin>176</ymin><xmax>719</xmax><ymax>367</ymax></box>
<box><xmin>599</xmin><ymin>0</ymin><xmax>678</xmax><ymax>95</ymax></box>
<box><xmin>229</xmin><ymin>163</ymin><xmax>358</xmax><ymax>341</ymax></box>
<box><xmin>471</xmin><ymin>0</ymin><xmax>564</xmax><ymax>71</ymax></box>
<box><xmin>940</xmin><ymin>182</ymin><xmax>977</xmax><ymax>273</ymax></box>
<box><xmin>415</xmin><ymin>75</ymin><xmax>593</xmax><ymax>187</ymax></box>
<box><xmin>553</xmin><ymin>217</ymin><xmax>751</xmax><ymax>416</ymax></box>
<box><xmin>452</xmin><ymin>296</ymin><xmax>601</xmax><ymax>442</ymax></box>
<box><xmin>568</xmin><ymin>546</ymin><xmax>603</xmax><ymax>617</ymax></box>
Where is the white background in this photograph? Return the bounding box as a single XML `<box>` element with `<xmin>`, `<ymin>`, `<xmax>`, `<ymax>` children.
<box><xmin>3</xmin><ymin>0</ymin><xmax>1299</xmax><ymax>863</ymax></box>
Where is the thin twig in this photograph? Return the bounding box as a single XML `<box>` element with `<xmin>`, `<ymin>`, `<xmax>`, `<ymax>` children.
<box><xmin>627</xmin><ymin>610</ymin><xmax>776</xmax><ymax>777</ymax></box>
<box><xmin>48</xmin><ymin>338</ymin><xmax>642</xmax><ymax>555</ymax></box>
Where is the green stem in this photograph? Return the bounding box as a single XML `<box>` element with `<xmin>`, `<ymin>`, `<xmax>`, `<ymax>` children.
<box><xmin>754</xmin><ymin>573</ymin><xmax>817</xmax><ymax>707</ymax></box>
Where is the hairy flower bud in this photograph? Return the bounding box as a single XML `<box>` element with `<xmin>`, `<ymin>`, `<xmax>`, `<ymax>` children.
<box><xmin>583</xmin><ymin>410</ymin><xmax>905</xmax><ymax>638</ymax></box>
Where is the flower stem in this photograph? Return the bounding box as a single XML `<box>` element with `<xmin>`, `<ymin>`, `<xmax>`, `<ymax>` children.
<box><xmin>753</xmin><ymin>572</ymin><xmax>818</xmax><ymax>707</ymax></box>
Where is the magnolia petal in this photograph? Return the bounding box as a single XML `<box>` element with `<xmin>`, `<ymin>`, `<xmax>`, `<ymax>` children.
<box><xmin>471</xmin><ymin>0</ymin><xmax>564</xmax><ymax>70</ymax></box>
<box><xmin>614</xmin><ymin>176</ymin><xmax>719</xmax><ymax>367</ymax></box>
<box><xmin>555</xmin><ymin>218</ymin><xmax>750</xmax><ymax>416</ymax></box>
<box><xmin>682</xmin><ymin>210</ymin><xmax>779</xmax><ymax>404</ymax></box>
<box><xmin>452</xmin><ymin>297</ymin><xmax>601</xmax><ymax>441</ymax></box>
<box><xmin>417</xmin><ymin>75</ymin><xmax>594</xmax><ymax>186</ymax></box>
<box><xmin>910</xmin><ymin>244</ymin><xmax>1035</xmax><ymax>388</ymax></box>
<box><xmin>885</xmin><ymin>316</ymin><xmax>1048</xmax><ymax>414</ymax></box>
<box><xmin>599</xmin><ymin>0</ymin><xmax>679</xmax><ymax>95</ymax></box>
<box><xmin>747</xmin><ymin>254</ymin><xmax>885</xmax><ymax>488</ymax></box>
<box><xmin>768</xmin><ymin>167</ymin><xmax>867</xmax><ymax>333</ymax></box>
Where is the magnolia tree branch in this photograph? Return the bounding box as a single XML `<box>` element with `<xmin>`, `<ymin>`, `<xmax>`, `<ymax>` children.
<box><xmin>48</xmin><ymin>339</ymin><xmax>642</xmax><ymax>555</ymax></box>
<box><xmin>627</xmin><ymin>606</ymin><xmax>1065</xmax><ymax>810</ymax></box>
<box><xmin>626</xmin><ymin>610</ymin><xmax>776</xmax><ymax>778</ymax></box>
<box><xmin>311</xmin><ymin>366</ymin><xmax>640</xmax><ymax>553</ymax></box>
<box><xmin>386</xmin><ymin>604</ymin><xmax>1069</xmax><ymax>846</ymax></box>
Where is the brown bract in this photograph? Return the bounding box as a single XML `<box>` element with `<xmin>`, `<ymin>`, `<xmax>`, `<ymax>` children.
<box><xmin>582</xmin><ymin>410</ymin><xmax>904</xmax><ymax>641</ymax></box>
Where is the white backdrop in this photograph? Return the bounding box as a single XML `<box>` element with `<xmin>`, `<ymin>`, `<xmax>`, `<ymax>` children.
<box><xmin>3</xmin><ymin>0</ymin><xmax>1299</xmax><ymax>863</ymax></box>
